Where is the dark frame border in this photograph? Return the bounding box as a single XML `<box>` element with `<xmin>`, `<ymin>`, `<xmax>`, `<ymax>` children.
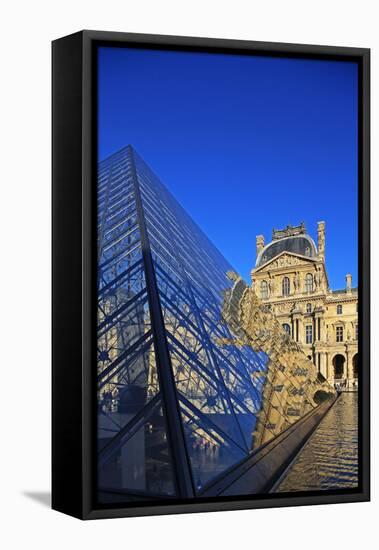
<box><xmin>52</xmin><ymin>30</ymin><xmax>370</xmax><ymax>520</ymax></box>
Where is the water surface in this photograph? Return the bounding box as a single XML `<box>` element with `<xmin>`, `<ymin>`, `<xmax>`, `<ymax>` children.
<box><xmin>276</xmin><ymin>392</ymin><xmax>358</xmax><ymax>492</ymax></box>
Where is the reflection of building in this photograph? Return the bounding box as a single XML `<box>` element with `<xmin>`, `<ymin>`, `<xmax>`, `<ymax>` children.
<box><xmin>97</xmin><ymin>288</ymin><xmax>154</xmax><ymax>410</ymax></box>
<box><xmin>220</xmin><ymin>272</ymin><xmax>335</xmax><ymax>447</ymax></box>
<box><xmin>251</xmin><ymin>223</ymin><xmax>358</xmax><ymax>388</ymax></box>
<box><xmin>96</xmin><ymin>146</ymin><xmax>336</xmax><ymax>504</ymax></box>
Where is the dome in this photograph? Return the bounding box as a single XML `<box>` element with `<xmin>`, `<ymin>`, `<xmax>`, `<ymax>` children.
<box><xmin>256</xmin><ymin>234</ymin><xmax>317</xmax><ymax>267</ymax></box>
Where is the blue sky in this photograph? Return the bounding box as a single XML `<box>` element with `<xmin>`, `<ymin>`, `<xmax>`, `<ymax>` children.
<box><xmin>98</xmin><ymin>46</ymin><xmax>358</xmax><ymax>288</ymax></box>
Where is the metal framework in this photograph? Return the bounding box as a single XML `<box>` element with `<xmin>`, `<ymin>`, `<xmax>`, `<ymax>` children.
<box><xmin>96</xmin><ymin>145</ymin><xmax>281</xmax><ymax>503</ymax></box>
<box><xmin>95</xmin><ymin>144</ymin><xmax>358</xmax><ymax>506</ymax></box>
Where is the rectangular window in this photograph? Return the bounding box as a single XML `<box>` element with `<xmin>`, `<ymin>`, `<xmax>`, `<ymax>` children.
<box><xmin>305</xmin><ymin>325</ymin><xmax>313</xmax><ymax>344</ymax></box>
<box><xmin>336</xmin><ymin>326</ymin><xmax>344</xmax><ymax>342</ymax></box>
<box><xmin>355</xmin><ymin>324</ymin><xmax>358</xmax><ymax>340</ymax></box>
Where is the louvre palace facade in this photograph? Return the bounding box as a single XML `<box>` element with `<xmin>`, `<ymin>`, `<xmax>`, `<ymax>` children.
<box><xmin>251</xmin><ymin>222</ymin><xmax>358</xmax><ymax>388</ymax></box>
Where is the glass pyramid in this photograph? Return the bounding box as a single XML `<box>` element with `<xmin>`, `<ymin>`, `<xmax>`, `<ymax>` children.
<box><xmin>96</xmin><ymin>145</ymin><xmax>325</xmax><ymax>504</ymax></box>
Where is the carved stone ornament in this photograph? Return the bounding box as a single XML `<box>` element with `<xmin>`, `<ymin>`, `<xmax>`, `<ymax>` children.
<box><xmin>267</xmin><ymin>253</ymin><xmax>310</xmax><ymax>269</ymax></box>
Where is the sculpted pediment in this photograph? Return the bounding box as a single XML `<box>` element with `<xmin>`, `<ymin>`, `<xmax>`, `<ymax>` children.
<box><xmin>254</xmin><ymin>251</ymin><xmax>317</xmax><ymax>272</ymax></box>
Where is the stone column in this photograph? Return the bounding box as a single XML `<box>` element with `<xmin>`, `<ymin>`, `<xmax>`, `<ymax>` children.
<box><xmin>346</xmin><ymin>349</ymin><xmax>353</xmax><ymax>388</ymax></box>
<box><xmin>292</xmin><ymin>314</ymin><xmax>301</xmax><ymax>343</ymax></box>
<box><xmin>320</xmin><ymin>318</ymin><xmax>326</xmax><ymax>342</ymax></box>
<box><xmin>298</xmin><ymin>317</ymin><xmax>304</xmax><ymax>344</ymax></box>
<box><xmin>314</xmin><ymin>314</ymin><xmax>321</xmax><ymax>342</ymax></box>
<box><xmin>320</xmin><ymin>351</ymin><xmax>327</xmax><ymax>379</ymax></box>
<box><xmin>325</xmin><ymin>353</ymin><xmax>331</xmax><ymax>381</ymax></box>
<box><xmin>343</xmin><ymin>349</ymin><xmax>351</xmax><ymax>387</ymax></box>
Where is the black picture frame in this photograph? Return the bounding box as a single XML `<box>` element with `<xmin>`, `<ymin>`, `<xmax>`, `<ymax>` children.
<box><xmin>52</xmin><ymin>30</ymin><xmax>370</xmax><ymax>520</ymax></box>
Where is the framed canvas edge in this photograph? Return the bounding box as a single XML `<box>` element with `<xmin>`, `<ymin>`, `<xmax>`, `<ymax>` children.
<box><xmin>53</xmin><ymin>30</ymin><xmax>370</xmax><ymax>520</ymax></box>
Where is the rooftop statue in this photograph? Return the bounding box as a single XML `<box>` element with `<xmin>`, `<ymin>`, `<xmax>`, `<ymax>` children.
<box><xmin>272</xmin><ymin>222</ymin><xmax>306</xmax><ymax>240</ymax></box>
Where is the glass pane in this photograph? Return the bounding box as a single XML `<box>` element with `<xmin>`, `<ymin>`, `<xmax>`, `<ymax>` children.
<box><xmin>97</xmin><ymin>144</ymin><xmax>336</xmax><ymax>503</ymax></box>
<box><xmin>132</xmin><ymin>150</ymin><xmax>287</xmax><ymax>484</ymax></box>
<box><xmin>179</xmin><ymin>398</ymin><xmax>246</xmax><ymax>491</ymax></box>
<box><xmin>98</xmin><ymin>337</ymin><xmax>159</xmax><ymax>451</ymax></box>
<box><xmin>98</xmin><ymin>400</ymin><xmax>177</xmax><ymax>503</ymax></box>
<box><xmin>168</xmin><ymin>340</ymin><xmax>248</xmax><ymax>451</ymax></box>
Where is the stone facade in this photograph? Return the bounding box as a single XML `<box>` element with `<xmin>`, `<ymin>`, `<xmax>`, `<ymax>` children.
<box><xmin>251</xmin><ymin>222</ymin><xmax>358</xmax><ymax>389</ymax></box>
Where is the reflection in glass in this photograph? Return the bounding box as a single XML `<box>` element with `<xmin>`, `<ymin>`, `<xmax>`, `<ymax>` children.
<box><xmin>97</xmin><ymin>145</ymin><xmax>335</xmax><ymax>503</ymax></box>
<box><xmin>98</xmin><ymin>400</ymin><xmax>176</xmax><ymax>501</ymax></box>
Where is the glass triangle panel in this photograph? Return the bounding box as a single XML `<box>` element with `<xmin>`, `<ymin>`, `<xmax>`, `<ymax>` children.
<box><xmin>98</xmin><ymin>398</ymin><xmax>177</xmax><ymax>504</ymax></box>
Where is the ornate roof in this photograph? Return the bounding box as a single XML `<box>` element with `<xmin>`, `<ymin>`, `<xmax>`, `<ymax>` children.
<box><xmin>256</xmin><ymin>224</ymin><xmax>318</xmax><ymax>268</ymax></box>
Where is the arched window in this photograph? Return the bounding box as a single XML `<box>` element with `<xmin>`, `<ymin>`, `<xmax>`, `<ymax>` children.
<box><xmin>282</xmin><ymin>277</ymin><xmax>290</xmax><ymax>296</ymax></box>
<box><xmin>305</xmin><ymin>273</ymin><xmax>313</xmax><ymax>293</ymax></box>
<box><xmin>260</xmin><ymin>280</ymin><xmax>268</xmax><ymax>300</ymax></box>
<box><xmin>353</xmin><ymin>354</ymin><xmax>358</xmax><ymax>378</ymax></box>
<box><xmin>306</xmin><ymin>303</ymin><xmax>312</xmax><ymax>313</ymax></box>
<box><xmin>337</xmin><ymin>304</ymin><xmax>343</xmax><ymax>315</ymax></box>
<box><xmin>282</xmin><ymin>323</ymin><xmax>291</xmax><ymax>335</ymax></box>
<box><xmin>333</xmin><ymin>354</ymin><xmax>345</xmax><ymax>379</ymax></box>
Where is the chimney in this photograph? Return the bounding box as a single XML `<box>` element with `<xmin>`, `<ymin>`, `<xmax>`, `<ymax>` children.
<box><xmin>317</xmin><ymin>221</ymin><xmax>325</xmax><ymax>260</ymax></box>
<box><xmin>256</xmin><ymin>235</ymin><xmax>265</xmax><ymax>258</ymax></box>
<box><xmin>346</xmin><ymin>273</ymin><xmax>352</xmax><ymax>293</ymax></box>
